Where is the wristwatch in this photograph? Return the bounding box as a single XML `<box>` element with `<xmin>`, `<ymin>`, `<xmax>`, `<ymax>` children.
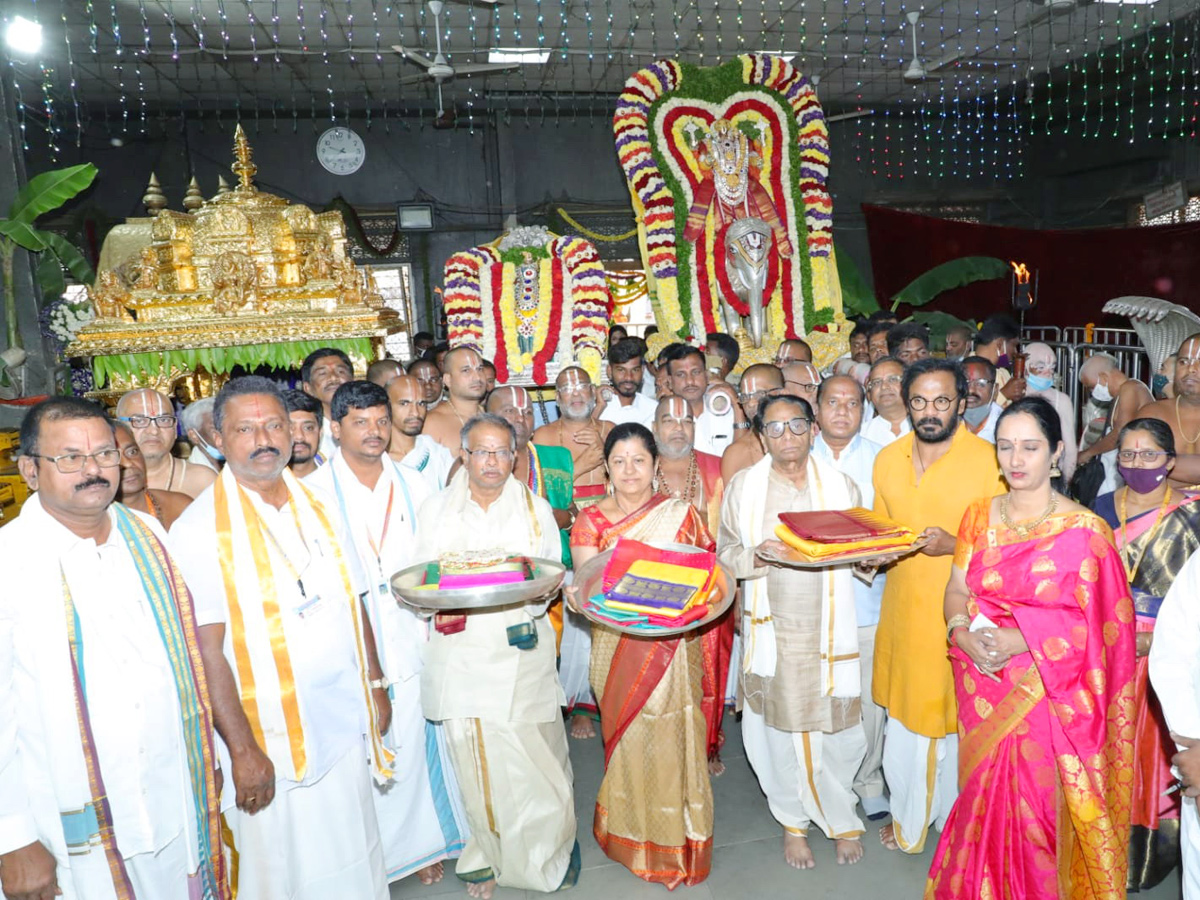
<box><xmin>369</xmin><ymin>677</ymin><xmax>389</xmax><ymax>691</ymax></box>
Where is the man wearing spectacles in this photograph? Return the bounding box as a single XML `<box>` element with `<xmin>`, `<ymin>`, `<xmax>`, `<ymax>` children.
<box><xmin>961</xmin><ymin>356</ymin><xmax>1003</xmax><ymax>443</ymax></box>
<box><xmin>3</xmin><ymin>397</ymin><xmax>227</xmax><ymax>899</ymax></box>
<box><xmin>115</xmin><ymin>388</ymin><xmax>216</xmax><ymax>499</ymax></box>
<box><xmin>413</xmin><ymin>413</ymin><xmax>578</xmax><ymax>897</ymax></box>
<box><xmin>720</xmin><ymin>363</ymin><xmax>783</xmax><ymax>483</ymax></box>
<box><xmin>871</xmin><ymin>358</ymin><xmax>1004</xmax><ymax>855</ymax></box>
<box><xmin>1139</xmin><ymin>333</ymin><xmax>1200</xmax><ymax>488</ymax></box>
<box><xmin>718</xmin><ymin>393</ymin><xmax>870</xmax><ymax>867</ymax></box>
<box><xmin>862</xmin><ymin>358</ymin><xmax>911</xmax><ymax>447</ymax></box>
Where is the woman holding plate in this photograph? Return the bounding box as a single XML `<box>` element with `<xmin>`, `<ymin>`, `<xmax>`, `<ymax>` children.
<box><xmin>567</xmin><ymin>421</ymin><xmax>715</xmax><ymax>888</ymax></box>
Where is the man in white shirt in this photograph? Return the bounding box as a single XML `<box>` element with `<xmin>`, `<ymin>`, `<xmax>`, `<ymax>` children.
<box><xmin>414</xmin><ymin>414</ymin><xmax>578</xmax><ymax>899</ymax></box>
<box><xmin>386</xmin><ymin>374</ymin><xmax>454</xmax><ymax>491</ymax></box>
<box><xmin>962</xmin><ymin>356</ymin><xmax>1003</xmax><ymax>443</ymax></box>
<box><xmin>0</xmin><ymin>397</ymin><xmax>226</xmax><ymax>900</ymax></box>
<box><xmin>181</xmin><ymin>396</ymin><xmax>223</xmax><ymax>472</ymax></box>
<box><xmin>1149</xmin><ymin>549</ymin><xmax>1200</xmax><ymax>899</ymax></box>
<box><xmin>306</xmin><ymin>381</ymin><xmax>468</xmax><ymax>888</ymax></box>
<box><xmin>300</xmin><ymin>347</ymin><xmax>354</xmax><ymax>459</ymax></box>
<box><xmin>661</xmin><ymin>342</ymin><xmax>737</xmax><ymax>456</ymax></box>
<box><xmin>170</xmin><ymin>376</ymin><xmax>392</xmax><ymax>900</ymax></box>
<box><xmin>810</xmin><ymin>374</ymin><xmax>889</xmax><ymax>820</ymax></box>
<box><xmin>599</xmin><ymin>338</ymin><xmax>656</xmax><ymax>428</ymax></box>
<box><xmin>861</xmin><ymin>358</ymin><xmax>912</xmax><ymax>447</ymax></box>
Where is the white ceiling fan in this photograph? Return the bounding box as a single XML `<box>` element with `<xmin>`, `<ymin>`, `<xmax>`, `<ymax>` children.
<box><xmin>901</xmin><ymin>11</ymin><xmax>964</xmax><ymax>83</ymax></box>
<box><xmin>391</xmin><ymin>0</ymin><xmax>520</xmax><ymax>117</ymax></box>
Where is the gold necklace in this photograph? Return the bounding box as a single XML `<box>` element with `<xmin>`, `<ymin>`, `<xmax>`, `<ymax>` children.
<box><xmin>1118</xmin><ymin>485</ymin><xmax>1172</xmax><ymax>584</ymax></box>
<box><xmin>1176</xmin><ymin>397</ymin><xmax>1200</xmax><ymax>446</ymax></box>
<box><xmin>999</xmin><ymin>491</ymin><xmax>1058</xmax><ymax>537</ymax></box>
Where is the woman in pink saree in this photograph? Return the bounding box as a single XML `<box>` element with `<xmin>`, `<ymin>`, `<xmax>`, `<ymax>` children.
<box><xmin>926</xmin><ymin>397</ymin><xmax>1137</xmax><ymax>900</ymax></box>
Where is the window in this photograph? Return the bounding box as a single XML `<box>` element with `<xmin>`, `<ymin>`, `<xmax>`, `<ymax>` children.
<box><xmin>1135</xmin><ymin>195</ymin><xmax>1200</xmax><ymax>226</ymax></box>
<box><xmin>364</xmin><ymin>264</ymin><xmax>416</xmax><ymax>360</ymax></box>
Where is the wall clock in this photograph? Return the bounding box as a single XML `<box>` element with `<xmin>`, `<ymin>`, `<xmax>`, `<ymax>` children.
<box><xmin>316</xmin><ymin>126</ymin><xmax>366</xmax><ymax>176</ymax></box>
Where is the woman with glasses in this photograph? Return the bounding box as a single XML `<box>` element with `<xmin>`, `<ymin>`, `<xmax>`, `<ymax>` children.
<box><xmin>718</xmin><ymin>394</ymin><xmax>869</xmax><ymax>869</ymax></box>
<box><xmin>926</xmin><ymin>397</ymin><xmax>1136</xmax><ymax>899</ymax></box>
<box><xmin>1093</xmin><ymin>417</ymin><xmax>1200</xmax><ymax>891</ymax></box>
<box><xmin>566</xmin><ymin>422</ymin><xmax>716</xmax><ymax>888</ymax></box>
<box><xmin>1021</xmin><ymin>343</ymin><xmax>1078</xmax><ymax>482</ymax></box>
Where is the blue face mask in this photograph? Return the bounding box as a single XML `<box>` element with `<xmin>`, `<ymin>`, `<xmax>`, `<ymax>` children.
<box><xmin>1026</xmin><ymin>373</ymin><xmax>1053</xmax><ymax>393</ymax></box>
<box><xmin>1152</xmin><ymin>373</ymin><xmax>1170</xmax><ymax>399</ymax></box>
<box><xmin>194</xmin><ymin>434</ymin><xmax>225</xmax><ymax>462</ymax></box>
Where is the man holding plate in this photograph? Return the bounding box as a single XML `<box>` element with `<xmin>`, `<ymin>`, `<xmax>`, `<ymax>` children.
<box><xmin>412</xmin><ymin>413</ymin><xmax>576</xmax><ymax>900</ymax></box>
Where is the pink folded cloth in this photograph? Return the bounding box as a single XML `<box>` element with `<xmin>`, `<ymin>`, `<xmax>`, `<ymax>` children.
<box><xmin>438</xmin><ymin>570</ymin><xmax>526</xmax><ymax>589</ymax></box>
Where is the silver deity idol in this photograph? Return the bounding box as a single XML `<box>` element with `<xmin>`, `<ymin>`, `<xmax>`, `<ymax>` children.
<box><xmin>723</xmin><ymin>216</ymin><xmax>773</xmax><ymax>348</ymax></box>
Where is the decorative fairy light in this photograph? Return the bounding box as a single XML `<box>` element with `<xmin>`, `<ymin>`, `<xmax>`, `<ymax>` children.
<box><xmin>59</xmin><ymin>0</ymin><xmax>82</xmax><ymax>146</ymax></box>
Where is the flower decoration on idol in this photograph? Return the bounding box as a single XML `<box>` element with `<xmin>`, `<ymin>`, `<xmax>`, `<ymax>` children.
<box><xmin>39</xmin><ymin>293</ymin><xmax>96</xmax><ymax>359</ymax></box>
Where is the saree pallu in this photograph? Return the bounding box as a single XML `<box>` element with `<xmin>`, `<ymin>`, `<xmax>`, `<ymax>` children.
<box><xmin>571</xmin><ymin>495</ymin><xmax>715</xmax><ymax>888</ymax></box>
<box><xmin>925</xmin><ymin>500</ymin><xmax>1137</xmax><ymax>900</ymax></box>
<box><xmin>1113</xmin><ymin>494</ymin><xmax>1200</xmax><ymax>891</ymax></box>
<box><xmin>693</xmin><ymin>451</ymin><xmax>734</xmax><ymax>762</ymax></box>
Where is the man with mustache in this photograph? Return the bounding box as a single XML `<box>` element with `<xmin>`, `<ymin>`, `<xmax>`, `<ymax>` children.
<box><xmin>961</xmin><ymin>356</ymin><xmax>1003</xmax><ymax>443</ymax></box>
<box><xmin>169</xmin><ymin>376</ymin><xmax>393</xmax><ymax>900</ymax></box>
<box><xmin>306</xmin><ymin>381</ymin><xmax>469</xmax><ymax>889</ymax></box>
<box><xmin>532</xmin><ymin>367</ymin><xmax>612</xmax><ymax>510</ymax></box>
<box><xmin>861</xmin><ymin>358</ymin><xmax>911</xmax><ymax>446</ymax></box>
<box><xmin>871</xmin><ymin>358</ymin><xmax>1004</xmax><ymax>855</ymax></box>
<box><xmin>386</xmin><ymin>374</ymin><xmax>454</xmax><ymax>491</ymax></box>
<box><xmin>116</xmin><ymin>388</ymin><xmax>216</xmax><ymax>498</ymax></box>
<box><xmin>114</xmin><ymin>419</ymin><xmax>192</xmax><ymax>529</ymax></box>
<box><xmin>0</xmin><ymin>397</ymin><xmax>227</xmax><ymax>900</ymax></box>
<box><xmin>599</xmin><ymin>339</ymin><xmax>656</xmax><ymax>429</ymax></box>
<box><xmin>423</xmin><ymin>347</ymin><xmax>488</xmax><ymax>452</ymax></box>
<box><xmin>300</xmin><ymin>348</ymin><xmax>354</xmax><ymax>459</ymax></box>
<box><xmin>283</xmin><ymin>389</ymin><xmax>325</xmax><ymax>478</ymax></box>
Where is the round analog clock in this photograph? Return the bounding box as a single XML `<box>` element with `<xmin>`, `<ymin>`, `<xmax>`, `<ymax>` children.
<box><xmin>316</xmin><ymin>126</ymin><xmax>366</xmax><ymax>176</ymax></box>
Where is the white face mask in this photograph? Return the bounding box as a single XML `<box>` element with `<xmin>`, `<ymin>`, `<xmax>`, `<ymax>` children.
<box><xmin>1092</xmin><ymin>378</ymin><xmax>1113</xmax><ymax>404</ymax></box>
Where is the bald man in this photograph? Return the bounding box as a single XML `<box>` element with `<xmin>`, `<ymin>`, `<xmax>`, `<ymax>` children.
<box><xmin>774</xmin><ymin>338</ymin><xmax>812</xmax><ymax>367</ymax></box>
<box><xmin>422</xmin><ymin>347</ymin><xmax>488</xmax><ymax>452</ymax></box>
<box><xmin>366</xmin><ymin>358</ymin><xmax>404</xmax><ymax>388</ymax></box>
<box><xmin>721</xmin><ymin>363</ymin><xmax>783</xmax><ymax>482</ymax></box>
<box><xmin>115</xmin><ymin>388</ymin><xmax>216</xmax><ymax>498</ymax></box>
<box><xmin>1076</xmin><ymin>353</ymin><xmax>1154</xmax><ymax>465</ymax></box>
<box><xmin>531</xmin><ymin>367</ymin><xmax>613</xmax><ymax>509</ymax></box>
<box><xmin>1137</xmin><ymin>333</ymin><xmax>1200</xmax><ymax>487</ymax></box>
<box><xmin>386</xmin><ymin>374</ymin><xmax>454</xmax><ymax>491</ymax></box>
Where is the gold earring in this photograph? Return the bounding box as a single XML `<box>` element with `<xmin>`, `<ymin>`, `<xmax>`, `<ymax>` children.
<box><xmin>1050</xmin><ymin>458</ymin><xmax>1062</xmax><ymax>479</ymax></box>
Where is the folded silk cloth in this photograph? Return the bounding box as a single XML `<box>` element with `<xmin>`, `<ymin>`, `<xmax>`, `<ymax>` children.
<box><xmin>774</xmin><ymin>507</ymin><xmax>918</xmax><ymax>560</ymax></box>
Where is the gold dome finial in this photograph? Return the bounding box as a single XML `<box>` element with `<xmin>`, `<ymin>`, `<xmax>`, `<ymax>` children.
<box><xmin>214</xmin><ymin>175</ymin><xmax>231</xmax><ymax>197</ymax></box>
<box><xmin>143</xmin><ymin>172</ymin><xmax>168</xmax><ymax>216</ymax></box>
<box><xmin>231</xmin><ymin>124</ymin><xmax>257</xmax><ymax>192</ymax></box>
<box><xmin>182</xmin><ymin>176</ymin><xmax>204</xmax><ymax>211</ymax></box>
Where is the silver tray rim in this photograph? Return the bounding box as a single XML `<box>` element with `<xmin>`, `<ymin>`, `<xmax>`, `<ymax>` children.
<box><xmin>390</xmin><ymin>556</ymin><xmax>566</xmax><ymax>611</ymax></box>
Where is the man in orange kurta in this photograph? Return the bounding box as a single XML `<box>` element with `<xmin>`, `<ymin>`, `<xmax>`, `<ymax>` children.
<box><xmin>871</xmin><ymin>360</ymin><xmax>1004</xmax><ymax>855</ymax></box>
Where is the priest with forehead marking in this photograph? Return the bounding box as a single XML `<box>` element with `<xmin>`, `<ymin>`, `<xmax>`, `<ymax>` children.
<box><xmin>116</xmin><ymin>388</ymin><xmax>216</xmax><ymax>499</ymax></box>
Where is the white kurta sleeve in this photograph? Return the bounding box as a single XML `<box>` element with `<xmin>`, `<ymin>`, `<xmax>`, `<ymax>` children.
<box><xmin>1149</xmin><ymin>550</ymin><xmax>1200</xmax><ymax>740</ymax></box>
<box><xmin>717</xmin><ymin>472</ymin><xmax>766</xmax><ymax>580</ymax></box>
<box><xmin>0</xmin><ymin>607</ymin><xmax>37</xmax><ymax>854</ymax></box>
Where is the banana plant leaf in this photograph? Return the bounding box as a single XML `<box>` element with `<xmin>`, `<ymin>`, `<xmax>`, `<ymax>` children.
<box><xmin>907</xmin><ymin>310</ymin><xmax>977</xmax><ymax>351</ymax></box>
<box><xmin>0</xmin><ymin>218</ymin><xmax>47</xmax><ymax>252</ymax></box>
<box><xmin>40</xmin><ymin>231</ymin><xmax>94</xmax><ymax>284</ymax></box>
<box><xmin>834</xmin><ymin>243</ymin><xmax>879</xmax><ymax>317</ymax></box>
<box><xmin>8</xmin><ymin>164</ymin><xmax>97</xmax><ymax>224</ymax></box>
<box><xmin>889</xmin><ymin>256</ymin><xmax>1008</xmax><ymax>312</ymax></box>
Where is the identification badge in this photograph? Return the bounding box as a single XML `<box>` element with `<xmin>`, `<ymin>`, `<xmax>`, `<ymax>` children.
<box><xmin>295</xmin><ymin>592</ymin><xmax>327</xmax><ymax>620</ymax></box>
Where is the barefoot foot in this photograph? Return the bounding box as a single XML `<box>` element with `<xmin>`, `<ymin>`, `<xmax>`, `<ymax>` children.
<box><xmin>417</xmin><ymin>862</ymin><xmax>444</xmax><ymax>885</ymax></box>
<box><xmin>707</xmin><ymin>755</ymin><xmax>726</xmax><ymax>777</ymax></box>
<box><xmin>878</xmin><ymin>823</ymin><xmax>900</xmax><ymax>851</ymax></box>
<box><xmin>835</xmin><ymin>838</ymin><xmax>864</xmax><ymax>865</ymax></box>
<box><xmin>466</xmin><ymin>878</ymin><xmax>496</xmax><ymax>899</ymax></box>
<box><xmin>569</xmin><ymin>714</ymin><xmax>595</xmax><ymax>739</ymax></box>
<box><xmin>783</xmin><ymin>830</ymin><xmax>815</xmax><ymax>869</ymax></box>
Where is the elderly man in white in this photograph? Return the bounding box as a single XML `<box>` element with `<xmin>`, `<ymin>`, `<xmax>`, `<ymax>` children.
<box><xmin>0</xmin><ymin>397</ymin><xmax>226</xmax><ymax>900</ymax></box>
<box><xmin>170</xmin><ymin>376</ymin><xmax>392</xmax><ymax>900</ymax></box>
<box><xmin>305</xmin><ymin>380</ymin><xmax>469</xmax><ymax>888</ymax></box>
<box><xmin>414</xmin><ymin>413</ymin><xmax>578</xmax><ymax>900</ymax></box>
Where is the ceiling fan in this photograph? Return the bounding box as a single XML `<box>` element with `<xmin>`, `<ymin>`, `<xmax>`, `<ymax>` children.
<box><xmin>391</xmin><ymin>0</ymin><xmax>520</xmax><ymax>119</ymax></box>
<box><xmin>901</xmin><ymin>11</ymin><xmax>964</xmax><ymax>83</ymax></box>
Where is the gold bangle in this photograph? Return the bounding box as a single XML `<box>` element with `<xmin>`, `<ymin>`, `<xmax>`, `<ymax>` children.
<box><xmin>946</xmin><ymin>614</ymin><xmax>971</xmax><ymax>644</ymax></box>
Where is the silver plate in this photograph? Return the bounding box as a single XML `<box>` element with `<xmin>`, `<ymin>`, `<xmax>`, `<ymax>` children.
<box><xmin>391</xmin><ymin>557</ymin><xmax>566</xmax><ymax>612</ymax></box>
<box><xmin>757</xmin><ymin>541</ymin><xmax>919</xmax><ymax>569</ymax></box>
<box><xmin>570</xmin><ymin>542</ymin><xmax>735</xmax><ymax>638</ymax></box>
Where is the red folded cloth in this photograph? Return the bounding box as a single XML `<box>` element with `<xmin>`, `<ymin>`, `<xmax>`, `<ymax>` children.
<box><xmin>602</xmin><ymin>537</ymin><xmax>715</xmax><ymax>592</ymax></box>
<box><xmin>777</xmin><ymin>508</ymin><xmax>908</xmax><ymax>544</ymax></box>
<box><xmin>645</xmin><ymin>604</ymin><xmax>710</xmax><ymax>627</ymax></box>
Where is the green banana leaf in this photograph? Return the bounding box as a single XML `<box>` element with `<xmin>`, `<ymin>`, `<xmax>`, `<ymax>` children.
<box><xmin>834</xmin><ymin>243</ymin><xmax>879</xmax><ymax>317</ymax></box>
<box><xmin>0</xmin><ymin>218</ymin><xmax>47</xmax><ymax>252</ymax></box>
<box><xmin>41</xmin><ymin>231</ymin><xmax>94</xmax><ymax>284</ymax></box>
<box><xmin>889</xmin><ymin>256</ymin><xmax>1008</xmax><ymax>311</ymax></box>
<box><xmin>907</xmin><ymin>310</ymin><xmax>977</xmax><ymax>350</ymax></box>
<box><xmin>8</xmin><ymin>163</ymin><xmax>97</xmax><ymax>224</ymax></box>
<box><xmin>36</xmin><ymin>252</ymin><xmax>65</xmax><ymax>302</ymax></box>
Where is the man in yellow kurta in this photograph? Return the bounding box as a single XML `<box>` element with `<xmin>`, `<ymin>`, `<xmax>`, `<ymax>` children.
<box><xmin>871</xmin><ymin>359</ymin><xmax>1003</xmax><ymax>855</ymax></box>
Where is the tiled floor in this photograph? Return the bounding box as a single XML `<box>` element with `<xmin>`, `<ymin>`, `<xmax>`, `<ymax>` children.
<box><xmin>391</xmin><ymin>714</ymin><xmax>1184</xmax><ymax>899</ymax></box>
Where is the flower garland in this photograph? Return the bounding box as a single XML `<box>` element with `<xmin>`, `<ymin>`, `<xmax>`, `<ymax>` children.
<box><xmin>555</xmin><ymin>208</ymin><xmax>639</xmax><ymax>243</ymax></box>
<box><xmin>40</xmin><ymin>294</ymin><xmax>95</xmax><ymax>360</ymax></box>
<box><xmin>444</xmin><ymin>247</ymin><xmax>497</xmax><ymax>352</ymax></box>
<box><xmin>557</xmin><ymin>237</ymin><xmax>610</xmax><ymax>374</ymax></box>
<box><xmin>612</xmin><ymin>54</ymin><xmax>839</xmax><ymax>341</ymax></box>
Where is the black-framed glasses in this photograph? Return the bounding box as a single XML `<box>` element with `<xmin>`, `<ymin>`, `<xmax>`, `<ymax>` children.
<box><xmin>908</xmin><ymin>395</ymin><xmax>957</xmax><ymax>411</ymax></box>
<box><xmin>29</xmin><ymin>448</ymin><xmax>122</xmax><ymax>473</ymax></box>
<box><xmin>737</xmin><ymin>389</ymin><xmax>775</xmax><ymax>404</ymax></box>
<box><xmin>118</xmin><ymin>414</ymin><xmax>177</xmax><ymax>429</ymax></box>
<box><xmin>762</xmin><ymin>417</ymin><xmax>811</xmax><ymax>439</ymax></box>
<box><xmin>1117</xmin><ymin>449</ymin><xmax>1169</xmax><ymax>464</ymax></box>
<box><xmin>783</xmin><ymin>380</ymin><xmax>818</xmax><ymax>395</ymax></box>
<box><xmin>966</xmin><ymin>378</ymin><xmax>995</xmax><ymax>390</ymax></box>
<box><xmin>466</xmin><ymin>448</ymin><xmax>514</xmax><ymax>463</ymax></box>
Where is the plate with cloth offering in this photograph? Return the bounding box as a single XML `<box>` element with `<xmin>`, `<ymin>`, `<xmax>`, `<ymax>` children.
<box><xmin>760</xmin><ymin>507</ymin><xmax>920</xmax><ymax>568</ymax></box>
<box><xmin>570</xmin><ymin>538</ymin><xmax>734</xmax><ymax>637</ymax></box>
<box><xmin>391</xmin><ymin>549</ymin><xmax>565</xmax><ymax>611</ymax></box>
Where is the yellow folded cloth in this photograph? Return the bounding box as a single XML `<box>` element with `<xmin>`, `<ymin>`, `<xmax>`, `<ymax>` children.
<box><xmin>773</xmin><ymin>524</ymin><xmax>917</xmax><ymax>560</ymax></box>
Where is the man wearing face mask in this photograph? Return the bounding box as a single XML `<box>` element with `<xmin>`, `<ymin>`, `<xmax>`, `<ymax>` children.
<box><xmin>1078</xmin><ymin>353</ymin><xmax>1155</xmax><ymax>466</ymax></box>
<box><xmin>960</xmin><ymin>356</ymin><xmax>1003</xmax><ymax>443</ymax></box>
<box><xmin>182</xmin><ymin>397</ymin><xmax>224</xmax><ymax>472</ymax></box>
<box><xmin>1020</xmin><ymin>343</ymin><xmax>1078</xmax><ymax>483</ymax></box>
<box><xmin>971</xmin><ymin>314</ymin><xmax>1024</xmax><ymax>407</ymax></box>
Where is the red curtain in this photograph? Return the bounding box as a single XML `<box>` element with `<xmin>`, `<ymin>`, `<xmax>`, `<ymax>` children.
<box><xmin>862</xmin><ymin>204</ymin><xmax>1200</xmax><ymax>328</ymax></box>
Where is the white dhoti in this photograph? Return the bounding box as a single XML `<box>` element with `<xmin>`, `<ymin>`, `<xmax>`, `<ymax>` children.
<box><xmin>558</xmin><ymin>605</ymin><xmax>597</xmax><ymax>718</ymax></box>
<box><xmin>741</xmin><ymin>708</ymin><xmax>867</xmax><ymax>839</ymax></box>
<box><xmin>442</xmin><ymin>717</ymin><xmax>578</xmax><ymax>892</ymax></box>
<box><xmin>226</xmin><ymin>748</ymin><xmax>387</xmax><ymax>900</ymax></box>
<box><xmin>880</xmin><ymin>717</ymin><xmax>959</xmax><ymax>854</ymax></box>
<box><xmin>375</xmin><ymin>676</ymin><xmax>469</xmax><ymax>882</ymax></box>
<box><xmin>1184</xmin><ymin>797</ymin><xmax>1200</xmax><ymax>899</ymax></box>
<box><xmin>853</xmin><ymin>624</ymin><xmax>888</xmax><ymax>816</ymax></box>
<box><xmin>61</xmin><ymin>831</ymin><xmax>196</xmax><ymax>900</ymax></box>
